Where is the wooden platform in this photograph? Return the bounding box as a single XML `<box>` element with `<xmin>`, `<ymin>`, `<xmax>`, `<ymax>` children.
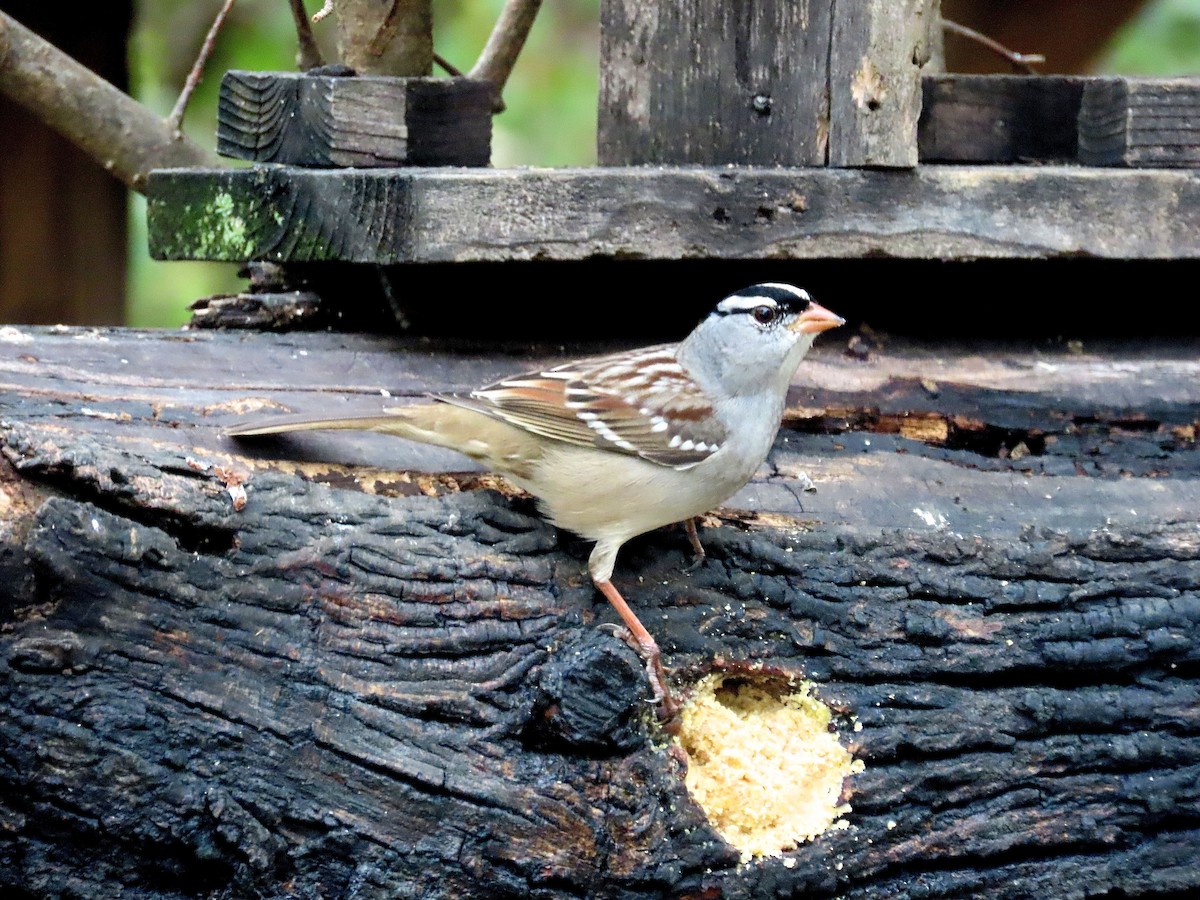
<box><xmin>146</xmin><ymin>165</ymin><xmax>1200</xmax><ymax>264</ymax></box>
<box><xmin>1</xmin><ymin>325</ymin><xmax>1197</xmax><ymax>897</ymax></box>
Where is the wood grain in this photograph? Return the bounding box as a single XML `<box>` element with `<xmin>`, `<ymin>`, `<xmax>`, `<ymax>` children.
<box><xmin>919</xmin><ymin>74</ymin><xmax>1084</xmax><ymax>163</ymax></box>
<box><xmin>1</xmin><ymin>326</ymin><xmax>1197</xmax><ymax>897</ymax></box>
<box><xmin>597</xmin><ymin>0</ymin><xmax>834</xmax><ymax>165</ymax></box>
<box><xmin>828</xmin><ymin>0</ymin><xmax>940</xmax><ymax>168</ymax></box>
<box><xmin>146</xmin><ymin>164</ymin><xmax>1200</xmax><ymax>263</ymax></box>
<box><xmin>217</xmin><ymin>71</ymin><xmax>493</xmax><ymax>168</ymax></box>
<box><xmin>1079</xmin><ymin>77</ymin><xmax>1200</xmax><ymax>168</ymax></box>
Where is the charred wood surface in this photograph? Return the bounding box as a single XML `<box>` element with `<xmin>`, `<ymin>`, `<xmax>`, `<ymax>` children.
<box><xmin>1</xmin><ymin>327</ymin><xmax>1198</xmax><ymax>898</ymax></box>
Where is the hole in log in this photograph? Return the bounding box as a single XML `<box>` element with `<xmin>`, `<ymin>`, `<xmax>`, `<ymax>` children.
<box><xmin>675</xmin><ymin>673</ymin><xmax>862</xmax><ymax>860</ymax></box>
<box><xmin>787</xmin><ymin>407</ymin><xmax>1050</xmax><ymax>461</ymax></box>
<box><xmin>944</xmin><ymin>423</ymin><xmax>1047</xmax><ymax>460</ymax></box>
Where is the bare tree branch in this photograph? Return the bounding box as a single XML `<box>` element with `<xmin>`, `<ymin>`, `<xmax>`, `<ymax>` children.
<box><xmin>336</xmin><ymin>0</ymin><xmax>432</xmax><ymax>76</ymax></box>
<box><xmin>288</xmin><ymin>0</ymin><xmax>325</xmax><ymax>69</ymax></box>
<box><xmin>0</xmin><ymin>12</ymin><xmax>218</xmax><ymax>194</ymax></box>
<box><xmin>169</xmin><ymin>0</ymin><xmax>238</xmax><ymax>136</ymax></box>
<box><xmin>470</xmin><ymin>0</ymin><xmax>542</xmax><ymax>108</ymax></box>
<box><xmin>942</xmin><ymin>18</ymin><xmax>1045</xmax><ymax>74</ymax></box>
<box><xmin>433</xmin><ymin>52</ymin><xmax>464</xmax><ymax>77</ymax></box>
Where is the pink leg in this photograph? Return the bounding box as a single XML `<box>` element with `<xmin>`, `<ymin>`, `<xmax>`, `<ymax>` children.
<box><xmin>595</xmin><ymin>578</ymin><xmax>679</xmax><ymax>725</ymax></box>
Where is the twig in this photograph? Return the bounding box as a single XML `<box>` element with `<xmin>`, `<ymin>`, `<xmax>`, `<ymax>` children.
<box><xmin>469</xmin><ymin>0</ymin><xmax>542</xmax><ymax>111</ymax></box>
<box><xmin>942</xmin><ymin>18</ymin><xmax>1045</xmax><ymax>74</ymax></box>
<box><xmin>0</xmin><ymin>12</ymin><xmax>218</xmax><ymax>193</ymax></box>
<box><xmin>367</xmin><ymin>0</ymin><xmax>403</xmax><ymax>58</ymax></box>
<box><xmin>287</xmin><ymin>0</ymin><xmax>324</xmax><ymax>69</ymax></box>
<box><xmin>168</xmin><ymin>0</ymin><xmax>238</xmax><ymax>137</ymax></box>
<box><xmin>433</xmin><ymin>52</ymin><xmax>464</xmax><ymax>77</ymax></box>
<box><xmin>312</xmin><ymin>1</ymin><xmax>334</xmax><ymax>24</ymax></box>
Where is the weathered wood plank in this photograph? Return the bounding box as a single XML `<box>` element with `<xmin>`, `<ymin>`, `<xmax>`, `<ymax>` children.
<box><xmin>828</xmin><ymin>0</ymin><xmax>939</xmax><ymax>168</ymax></box>
<box><xmin>1</xmin><ymin>326</ymin><xmax>1197</xmax><ymax>897</ymax></box>
<box><xmin>1079</xmin><ymin>77</ymin><xmax>1200</xmax><ymax>167</ymax></box>
<box><xmin>145</xmin><ymin>165</ymin><xmax>1200</xmax><ymax>264</ymax></box>
<box><xmin>216</xmin><ymin>71</ymin><xmax>493</xmax><ymax>168</ymax></box>
<box><xmin>597</xmin><ymin>0</ymin><xmax>834</xmax><ymax>166</ymax></box>
<box><xmin>919</xmin><ymin>74</ymin><xmax>1084</xmax><ymax>163</ymax></box>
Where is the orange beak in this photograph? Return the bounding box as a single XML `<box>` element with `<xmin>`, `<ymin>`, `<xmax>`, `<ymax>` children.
<box><xmin>789</xmin><ymin>301</ymin><xmax>845</xmax><ymax>335</ymax></box>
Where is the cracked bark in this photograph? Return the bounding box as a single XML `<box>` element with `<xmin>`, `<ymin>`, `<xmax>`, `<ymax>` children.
<box><xmin>1</xmin><ymin>328</ymin><xmax>1197</xmax><ymax>898</ymax></box>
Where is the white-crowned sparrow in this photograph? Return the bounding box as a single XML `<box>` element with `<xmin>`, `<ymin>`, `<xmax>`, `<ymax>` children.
<box><xmin>229</xmin><ymin>283</ymin><xmax>843</xmax><ymax>718</ymax></box>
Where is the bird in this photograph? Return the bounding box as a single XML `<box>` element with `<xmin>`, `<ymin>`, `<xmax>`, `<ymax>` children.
<box><xmin>228</xmin><ymin>283</ymin><xmax>843</xmax><ymax>719</ymax></box>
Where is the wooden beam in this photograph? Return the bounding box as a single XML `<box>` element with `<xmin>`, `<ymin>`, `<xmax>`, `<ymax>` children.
<box><xmin>146</xmin><ymin>165</ymin><xmax>1200</xmax><ymax>263</ymax></box>
<box><xmin>828</xmin><ymin>0</ymin><xmax>940</xmax><ymax>168</ymax></box>
<box><xmin>1</xmin><ymin>326</ymin><xmax>1198</xmax><ymax>896</ymax></box>
<box><xmin>217</xmin><ymin>71</ymin><xmax>493</xmax><ymax>167</ymax></box>
<box><xmin>1079</xmin><ymin>77</ymin><xmax>1200</xmax><ymax>168</ymax></box>
<box><xmin>919</xmin><ymin>74</ymin><xmax>1083</xmax><ymax>163</ymax></box>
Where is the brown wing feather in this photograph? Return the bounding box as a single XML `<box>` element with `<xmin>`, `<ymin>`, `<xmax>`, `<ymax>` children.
<box><xmin>436</xmin><ymin>344</ymin><xmax>726</xmax><ymax>469</ymax></box>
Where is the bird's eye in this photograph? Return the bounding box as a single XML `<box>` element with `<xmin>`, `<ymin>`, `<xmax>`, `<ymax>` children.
<box><xmin>751</xmin><ymin>305</ymin><xmax>777</xmax><ymax>325</ymax></box>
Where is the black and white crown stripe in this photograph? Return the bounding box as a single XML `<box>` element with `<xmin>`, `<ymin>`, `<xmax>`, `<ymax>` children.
<box><xmin>714</xmin><ymin>283</ymin><xmax>813</xmax><ymax>316</ymax></box>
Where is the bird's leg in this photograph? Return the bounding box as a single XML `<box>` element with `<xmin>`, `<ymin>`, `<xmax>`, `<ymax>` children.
<box><xmin>682</xmin><ymin>517</ymin><xmax>706</xmax><ymax>573</ymax></box>
<box><xmin>594</xmin><ymin>578</ymin><xmax>680</xmax><ymax>725</ymax></box>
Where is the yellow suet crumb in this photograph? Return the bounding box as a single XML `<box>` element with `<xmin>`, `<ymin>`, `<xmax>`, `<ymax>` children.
<box><xmin>676</xmin><ymin>675</ymin><xmax>863</xmax><ymax>859</ymax></box>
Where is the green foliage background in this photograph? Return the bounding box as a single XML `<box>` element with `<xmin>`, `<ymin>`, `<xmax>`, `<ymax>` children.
<box><xmin>128</xmin><ymin>0</ymin><xmax>599</xmax><ymax>327</ymax></box>
<box><xmin>127</xmin><ymin>0</ymin><xmax>1200</xmax><ymax>327</ymax></box>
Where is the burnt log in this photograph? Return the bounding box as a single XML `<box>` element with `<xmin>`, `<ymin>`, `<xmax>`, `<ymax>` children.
<box><xmin>1</xmin><ymin>326</ymin><xmax>1198</xmax><ymax>898</ymax></box>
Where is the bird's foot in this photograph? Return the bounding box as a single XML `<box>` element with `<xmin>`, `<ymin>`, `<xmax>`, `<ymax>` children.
<box><xmin>595</xmin><ymin>579</ymin><xmax>681</xmax><ymax>731</ymax></box>
<box><xmin>596</xmin><ymin>623</ymin><xmax>680</xmax><ymax>729</ymax></box>
<box><xmin>643</xmin><ymin>646</ymin><xmax>681</xmax><ymax>730</ymax></box>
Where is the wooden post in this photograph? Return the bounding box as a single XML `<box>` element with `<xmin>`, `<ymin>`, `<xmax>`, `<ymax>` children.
<box><xmin>598</xmin><ymin>0</ymin><xmax>941</xmax><ymax>168</ymax></box>
<box><xmin>828</xmin><ymin>0</ymin><xmax>941</xmax><ymax>167</ymax></box>
<box><xmin>598</xmin><ymin>0</ymin><xmax>835</xmax><ymax>166</ymax></box>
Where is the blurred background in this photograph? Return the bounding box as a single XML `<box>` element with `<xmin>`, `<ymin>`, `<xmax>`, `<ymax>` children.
<box><xmin>1</xmin><ymin>0</ymin><xmax>1198</xmax><ymax>328</ymax></box>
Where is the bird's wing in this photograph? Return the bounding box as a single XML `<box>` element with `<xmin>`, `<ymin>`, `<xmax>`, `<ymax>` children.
<box><xmin>435</xmin><ymin>344</ymin><xmax>727</xmax><ymax>469</ymax></box>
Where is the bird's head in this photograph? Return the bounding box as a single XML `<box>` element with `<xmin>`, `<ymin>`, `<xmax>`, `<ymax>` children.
<box><xmin>680</xmin><ymin>283</ymin><xmax>844</xmax><ymax>397</ymax></box>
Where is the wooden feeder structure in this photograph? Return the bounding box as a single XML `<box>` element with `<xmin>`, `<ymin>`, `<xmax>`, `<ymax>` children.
<box><xmin>1</xmin><ymin>1</ymin><xmax>1198</xmax><ymax>897</ymax></box>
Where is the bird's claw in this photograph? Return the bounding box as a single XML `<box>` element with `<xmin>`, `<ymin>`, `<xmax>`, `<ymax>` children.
<box><xmin>596</xmin><ymin>623</ymin><xmax>680</xmax><ymax>731</ymax></box>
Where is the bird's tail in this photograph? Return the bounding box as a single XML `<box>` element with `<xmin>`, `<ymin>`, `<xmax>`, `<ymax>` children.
<box><xmin>226</xmin><ymin>404</ymin><xmax>449</xmax><ymax>446</ymax></box>
<box><xmin>228</xmin><ymin>402</ymin><xmax>542</xmax><ymax>481</ymax></box>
